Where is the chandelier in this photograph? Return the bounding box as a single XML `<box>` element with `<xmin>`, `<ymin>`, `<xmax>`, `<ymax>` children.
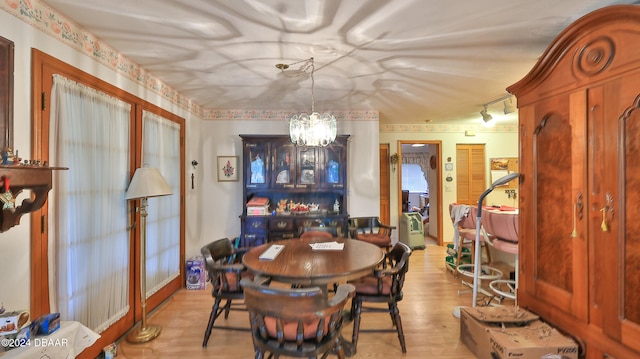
<box><xmin>277</xmin><ymin>57</ymin><xmax>337</xmax><ymax>147</ymax></box>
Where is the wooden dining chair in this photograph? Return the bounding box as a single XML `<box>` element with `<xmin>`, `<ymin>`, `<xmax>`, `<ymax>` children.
<box><xmin>299</xmin><ymin>226</ymin><xmax>338</xmax><ymax>239</ymax></box>
<box><xmin>348</xmin><ymin>216</ymin><xmax>394</xmax><ymax>252</ymax></box>
<box><xmin>349</xmin><ymin>242</ymin><xmax>412</xmax><ymax>353</ymax></box>
<box><xmin>240</xmin><ymin>278</ymin><xmax>355</xmax><ymax>359</ymax></box>
<box><xmin>200</xmin><ymin>237</ymin><xmax>254</xmax><ymax>348</ymax></box>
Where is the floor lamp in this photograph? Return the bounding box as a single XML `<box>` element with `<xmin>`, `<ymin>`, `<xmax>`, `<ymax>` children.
<box><xmin>125</xmin><ymin>165</ymin><xmax>172</xmax><ymax>343</ymax></box>
<box><xmin>453</xmin><ymin>172</ymin><xmax>520</xmax><ymax>318</ymax></box>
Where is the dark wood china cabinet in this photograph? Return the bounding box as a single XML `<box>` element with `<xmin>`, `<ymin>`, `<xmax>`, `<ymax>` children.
<box><xmin>508</xmin><ymin>5</ymin><xmax>640</xmax><ymax>358</ymax></box>
<box><xmin>239</xmin><ymin>135</ymin><xmax>349</xmax><ymax>247</ymax></box>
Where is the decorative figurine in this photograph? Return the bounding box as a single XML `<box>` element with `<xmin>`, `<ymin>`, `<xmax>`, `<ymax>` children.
<box><xmin>1</xmin><ymin>147</ymin><xmax>13</xmax><ymax>165</ymax></box>
<box><xmin>333</xmin><ymin>199</ymin><xmax>340</xmax><ymax>212</ymax></box>
<box><xmin>0</xmin><ymin>191</ymin><xmax>14</xmax><ymax>210</ymax></box>
<box><xmin>327</xmin><ymin>160</ymin><xmax>339</xmax><ymax>183</ymax></box>
<box><xmin>250</xmin><ymin>154</ymin><xmax>265</xmax><ymax>184</ymax></box>
<box><xmin>1</xmin><ymin>176</ymin><xmax>15</xmax><ymax>212</ymax></box>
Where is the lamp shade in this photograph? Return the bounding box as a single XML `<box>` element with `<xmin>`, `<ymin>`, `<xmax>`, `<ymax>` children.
<box><xmin>125</xmin><ymin>166</ymin><xmax>172</xmax><ymax>200</ymax></box>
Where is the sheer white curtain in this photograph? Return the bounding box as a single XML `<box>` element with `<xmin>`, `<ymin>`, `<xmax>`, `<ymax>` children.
<box><xmin>48</xmin><ymin>74</ymin><xmax>131</xmax><ymax>333</ymax></box>
<box><xmin>141</xmin><ymin>111</ymin><xmax>181</xmax><ymax>295</ymax></box>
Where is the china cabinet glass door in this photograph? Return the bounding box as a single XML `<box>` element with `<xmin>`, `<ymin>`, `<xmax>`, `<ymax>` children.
<box><xmin>245</xmin><ymin>142</ymin><xmax>269</xmax><ymax>189</ymax></box>
<box><xmin>271</xmin><ymin>141</ymin><xmax>296</xmax><ymax>189</ymax></box>
<box><xmin>322</xmin><ymin>141</ymin><xmax>345</xmax><ymax>189</ymax></box>
<box><xmin>296</xmin><ymin>147</ymin><xmax>317</xmax><ymax>188</ymax></box>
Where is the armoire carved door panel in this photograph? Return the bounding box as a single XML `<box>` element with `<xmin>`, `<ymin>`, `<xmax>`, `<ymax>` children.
<box><xmin>521</xmin><ymin>93</ymin><xmax>588</xmax><ymax>322</ymax></box>
<box><xmin>619</xmin><ymin>97</ymin><xmax>640</xmax><ymax>351</ymax></box>
<box><xmin>598</xmin><ymin>73</ymin><xmax>640</xmax><ymax>352</ymax></box>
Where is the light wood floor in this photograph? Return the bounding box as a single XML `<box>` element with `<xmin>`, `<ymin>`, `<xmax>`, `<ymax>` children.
<box><xmin>115</xmin><ymin>240</ymin><xmax>512</xmax><ymax>358</ymax></box>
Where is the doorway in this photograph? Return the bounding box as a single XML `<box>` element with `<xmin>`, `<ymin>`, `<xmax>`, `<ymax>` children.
<box><xmin>379</xmin><ymin>144</ymin><xmax>391</xmax><ymax>225</ymax></box>
<box><xmin>397</xmin><ymin>141</ymin><xmax>442</xmax><ymax>245</ymax></box>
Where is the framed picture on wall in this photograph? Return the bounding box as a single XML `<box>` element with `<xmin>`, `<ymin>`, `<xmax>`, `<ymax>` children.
<box><xmin>217</xmin><ymin>156</ymin><xmax>238</xmax><ymax>182</ymax></box>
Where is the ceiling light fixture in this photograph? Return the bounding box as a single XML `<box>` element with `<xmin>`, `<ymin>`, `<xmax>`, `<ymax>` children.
<box><xmin>277</xmin><ymin>57</ymin><xmax>336</xmax><ymax>147</ymax></box>
<box><xmin>480</xmin><ymin>94</ymin><xmax>516</xmax><ymax>127</ymax></box>
<box><xmin>480</xmin><ymin>105</ymin><xmax>493</xmax><ymax>123</ymax></box>
<box><xmin>503</xmin><ymin>96</ymin><xmax>516</xmax><ymax>114</ymax></box>
<box><xmin>481</xmin><ymin>94</ymin><xmax>516</xmax><ymax>114</ymax></box>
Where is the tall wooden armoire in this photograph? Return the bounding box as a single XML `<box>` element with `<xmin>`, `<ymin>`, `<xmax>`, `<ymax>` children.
<box><xmin>508</xmin><ymin>5</ymin><xmax>640</xmax><ymax>358</ymax></box>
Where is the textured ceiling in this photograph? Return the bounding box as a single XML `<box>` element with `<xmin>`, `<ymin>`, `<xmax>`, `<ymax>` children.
<box><xmin>44</xmin><ymin>0</ymin><xmax>638</xmax><ymax>126</ymax></box>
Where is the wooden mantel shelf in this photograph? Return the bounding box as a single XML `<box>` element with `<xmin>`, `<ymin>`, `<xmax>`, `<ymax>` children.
<box><xmin>0</xmin><ymin>165</ymin><xmax>68</xmax><ymax>233</ymax></box>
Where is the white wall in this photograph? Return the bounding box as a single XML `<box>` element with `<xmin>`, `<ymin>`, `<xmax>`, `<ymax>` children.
<box><xmin>380</xmin><ymin>127</ymin><xmax>518</xmax><ymax>246</ymax></box>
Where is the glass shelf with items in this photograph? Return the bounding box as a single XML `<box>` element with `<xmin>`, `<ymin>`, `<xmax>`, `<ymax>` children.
<box><xmin>245</xmin><ymin>191</ymin><xmax>344</xmax><ymax>217</ymax></box>
<box><xmin>239</xmin><ymin>135</ymin><xmax>349</xmax><ymax>247</ymax></box>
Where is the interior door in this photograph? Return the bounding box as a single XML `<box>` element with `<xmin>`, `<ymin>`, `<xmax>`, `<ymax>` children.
<box><xmin>455</xmin><ymin>144</ymin><xmax>485</xmax><ymax>205</ymax></box>
<box><xmin>379</xmin><ymin>144</ymin><xmax>390</xmax><ymax>225</ymax></box>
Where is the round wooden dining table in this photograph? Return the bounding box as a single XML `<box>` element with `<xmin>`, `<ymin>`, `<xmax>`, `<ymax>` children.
<box><xmin>242</xmin><ymin>237</ymin><xmax>385</xmax><ymax>287</ymax></box>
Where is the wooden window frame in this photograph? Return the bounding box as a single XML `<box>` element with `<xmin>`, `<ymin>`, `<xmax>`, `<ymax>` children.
<box><xmin>31</xmin><ymin>49</ymin><xmax>185</xmax><ymax>357</ymax></box>
<box><xmin>0</xmin><ymin>36</ymin><xmax>14</xmax><ymax>151</ymax></box>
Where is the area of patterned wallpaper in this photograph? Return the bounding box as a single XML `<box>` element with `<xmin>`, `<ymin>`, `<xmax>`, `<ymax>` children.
<box><xmin>380</xmin><ymin>123</ymin><xmax>517</xmax><ymax>133</ymax></box>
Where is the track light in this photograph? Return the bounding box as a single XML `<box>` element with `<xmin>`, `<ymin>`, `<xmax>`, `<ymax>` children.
<box><xmin>503</xmin><ymin>96</ymin><xmax>516</xmax><ymax>114</ymax></box>
<box><xmin>480</xmin><ymin>105</ymin><xmax>493</xmax><ymax>123</ymax></box>
<box><xmin>479</xmin><ymin>94</ymin><xmax>516</xmax><ymax>127</ymax></box>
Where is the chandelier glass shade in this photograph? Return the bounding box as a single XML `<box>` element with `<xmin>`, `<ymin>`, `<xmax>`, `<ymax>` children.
<box><xmin>281</xmin><ymin>57</ymin><xmax>337</xmax><ymax>147</ymax></box>
<box><xmin>289</xmin><ymin>111</ymin><xmax>337</xmax><ymax>147</ymax></box>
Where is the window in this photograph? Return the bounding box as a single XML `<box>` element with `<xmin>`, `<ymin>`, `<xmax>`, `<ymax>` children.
<box><xmin>402</xmin><ymin>164</ymin><xmax>428</xmax><ymax>194</ymax></box>
<box><xmin>33</xmin><ymin>50</ymin><xmax>185</xmax><ymax>355</ymax></box>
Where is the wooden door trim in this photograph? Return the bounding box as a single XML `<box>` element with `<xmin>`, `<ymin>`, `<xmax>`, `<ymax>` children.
<box><xmin>379</xmin><ymin>144</ymin><xmax>390</xmax><ymax>226</ymax></box>
<box><xmin>397</xmin><ymin>140</ymin><xmax>442</xmax><ymax>245</ymax></box>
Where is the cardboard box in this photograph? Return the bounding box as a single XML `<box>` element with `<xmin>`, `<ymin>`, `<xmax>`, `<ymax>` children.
<box><xmin>0</xmin><ymin>311</ymin><xmax>29</xmax><ymax>336</ymax></box>
<box><xmin>32</xmin><ymin>312</ymin><xmax>60</xmax><ymax>335</ymax></box>
<box><xmin>460</xmin><ymin>306</ymin><xmax>578</xmax><ymax>359</ymax></box>
<box><xmin>0</xmin><ymin>325</ymin><xmax>30</xmax><ymax>352</ymax></box>
<box><xmin>186</xmin><ymin>256</ymin><xmax>206</xmax><ymax>290</ymax></box>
